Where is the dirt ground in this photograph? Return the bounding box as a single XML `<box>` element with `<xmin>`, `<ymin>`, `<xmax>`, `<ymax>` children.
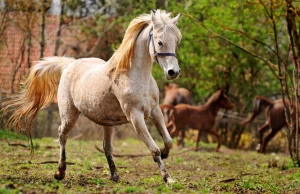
<box><xmin>0</xmin><ymin>134</ymin><xmax>300</xmax><ymax>193</ymax></box>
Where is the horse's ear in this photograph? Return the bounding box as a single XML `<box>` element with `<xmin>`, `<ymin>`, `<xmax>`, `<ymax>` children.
<box><xmin>151</xmin><ymin>10</ymin><xmax>158</xmax><ymax>25</ymax></box>
<box><xmin>216</xmin><ymin>89</ymin><xmax>223</xmax><ymax>99</ymax></box>
<box><xmin>220</xmin><ymin>89</ymin><xmax>224</xmax><ymax>95</ymax></box>
<box><xmin>172</xmin><ymin>14</ymin><xmax>180</xmax><ymax>25</ymax></box>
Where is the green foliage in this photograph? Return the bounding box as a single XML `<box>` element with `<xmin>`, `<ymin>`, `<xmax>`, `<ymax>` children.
<box><xmin>61</xmin><ymin>0</ymin><xmax>293</xmax><ymax>107</ymax></box>
<box><xmin>81</xmin><ymin>0</ymin><xmax>286</xmax><ymax>106</ymax></box>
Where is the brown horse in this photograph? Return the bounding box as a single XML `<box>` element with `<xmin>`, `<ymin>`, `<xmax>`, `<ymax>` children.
<box><xmin>240</xmin><ymin>96</ymin><xmax>295</xmax><ymax>153</ymax></box>
<box><xmin>161</xmin><ymin>83</ymin><xmax>191</xmax><ymax>128</ymax></box>
<box><xmin>162</xmin><ymin>83</ymin><xmax>191</xmax><ymax>105</ymax></box>
<box><xmin>161</xmin><ymin>90</ymin><xmax>234</xmax><ymax>151</ymax></box>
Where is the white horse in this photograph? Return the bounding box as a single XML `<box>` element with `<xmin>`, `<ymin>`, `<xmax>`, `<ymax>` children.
<box><xmin>3</xmin><ymin>10</ymin><xmax>182</xmax><ymax>184</ymax></box>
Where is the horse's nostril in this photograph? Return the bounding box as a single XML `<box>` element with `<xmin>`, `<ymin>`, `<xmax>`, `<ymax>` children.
<box><xmin>168</xmin><ymin>69</ymin><xmax>176</xmax><ymax>77</ymax></box>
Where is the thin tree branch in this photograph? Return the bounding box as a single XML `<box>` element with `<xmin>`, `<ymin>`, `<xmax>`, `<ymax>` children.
<box><xmin>203</xmin><ymin>10</ymin><xmax>286</xmax><ymax>66</ymax></box>
<box><xmin>184</xmin><ymin>14</ymin><xmax>280</xmax><ymax>79</ymax></box>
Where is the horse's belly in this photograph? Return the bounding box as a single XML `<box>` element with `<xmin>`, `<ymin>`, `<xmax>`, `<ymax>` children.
<box><xmin>76</xmin><ymin>94</ymin><xmax>128</xmax><ymax>126</ymax></box>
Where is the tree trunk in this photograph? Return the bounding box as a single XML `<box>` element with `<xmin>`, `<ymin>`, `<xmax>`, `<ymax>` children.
<box><xmin>27</xmin><ymin>32</ymin><xmax>32</xmax><ymax>69</ymax></box>
<box><xmin>40</xmin><ymin>1</ymin><xmax>46</xmax><ymax>59</ymax></box>
<box><xmin>54</xmin><ymin>2</ymin><xmax>64</xmax><ymax>56</ymax></box>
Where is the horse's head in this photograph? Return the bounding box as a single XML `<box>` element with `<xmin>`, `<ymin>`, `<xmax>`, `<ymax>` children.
<box><xmin>216</xmin><ymin>90</ymin><xmax>234</xmax><ymax>109</ymax></box>
<box><xmin>149</xmin><ymin>10</ymin><xmax>182</xmax><ymax>80</ymax></box>
<box><xmin>165</xmin><ymin>83</ymin><xmax>178</xmax><ymax>90</ymax></box>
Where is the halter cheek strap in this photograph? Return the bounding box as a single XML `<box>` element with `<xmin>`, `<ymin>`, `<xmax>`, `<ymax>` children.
<box><xmin>148</xmin><ymin>29</ymin><xmax>177</xmax><ymax>64</ymax></box>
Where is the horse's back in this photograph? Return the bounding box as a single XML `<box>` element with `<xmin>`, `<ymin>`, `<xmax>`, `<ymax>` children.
<box><xmin>174</xmin><ymin>103</ymin><xmax>216</xmax><ymax>130</ymax></box>
<box><xmin>77</xmin><ymin>57</ymin><xmax>106</xmax><ymax>64</ymax></box>
<box><xmin>178</xmin><ymin>88</ymin><xmax>191</xmax><ymax>104</ymax></box>
<box><xmin>58</xmin><ymin>58</ymin><xmax>128</xmax><ymax>126</ymax></box>
<box><xmin>173</xmin><ymin>104</ymin><xmax>199</xmax><ymax>128</ymax></box>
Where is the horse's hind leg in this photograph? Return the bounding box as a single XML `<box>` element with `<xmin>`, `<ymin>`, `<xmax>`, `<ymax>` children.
<box><xmin>54</xmin><ymin>106</ymin><xmax>79</xmax><ymax>180</ymax></box>
<box><xmin>195</xmin><ymin>130</ymin><xmax>201</xmax><ymax>151</ymax></box>
<box><xmin>151</xmin><ymin>106</ymin><xmax>173</xmax><ymax>159</ymax></box>
<box><xmin>131</xmin><ymin>108</ymin><xmax>174</xmax><ymax>184</ymax></box>
<box><xmin>103</xmin><ymin>126</ymin><xmax>119</xmax><ymax>182</ymax></box>
<box><xmin>177</xmin><ymin>129</ymin><xmax>185</xmax><ymax>147</ymax></box>
<box><xmin>209</xmin><ymin>128</ymin><xmax>221</xmax><ymax>152</ymax></box>
<box><xmin>260</xmin><ymin>128</ymin><xmax>280</xmax><ymax>153</ymax></box>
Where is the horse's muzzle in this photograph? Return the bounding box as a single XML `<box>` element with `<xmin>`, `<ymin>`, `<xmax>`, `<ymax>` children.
<box><xmin>166</xmin><ymin>69</ymin><xmax>180</xmax><ymax>80</ymax></box>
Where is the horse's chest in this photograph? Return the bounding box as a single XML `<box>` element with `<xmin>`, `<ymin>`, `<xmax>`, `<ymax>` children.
<box><xmin>119</xmin><ymin>91</ymin><xmax>154</xmax><ymax>118</ymax></box>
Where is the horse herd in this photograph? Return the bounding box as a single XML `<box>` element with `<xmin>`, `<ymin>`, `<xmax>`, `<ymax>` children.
<box><xmin>160</xmin><ymin>83</ymin><xmax>233</xmax><ymax>152</ymax></box>
<box><xmin>1</xmin><ymin>10</ymin><xmax>297</xmax><ymax>184</ymax></box>
<box><xmin>160</xmin><ymin>83</ymin><xmax>296</xmax><ymax>155</ymax></box>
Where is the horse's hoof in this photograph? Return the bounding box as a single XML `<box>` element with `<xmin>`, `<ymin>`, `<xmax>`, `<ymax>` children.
<box><xmin>161</xmin><ymin>153</ymin><xmax>169</xmax><ymax>159</ymax></box>
<box><xmin>255</xmin><ymin>144</ymin><xmax>261</xmax><ymax>151</ymax></box>
<box><xmin>54</xmin><ymin>171</ymin><xmax>65</xmax><ymax>181</ymax></box>
<box><xmin>165</xmin><ymin>176</ymin><xmax>175</xmax><ymax>184</ymax></box>
<box><xmin>160</xmin><ymin>148</ymin><xmax>169</xmax><ymax>160</ymax></box>
<box><xmin>111</xmin><ymin>174</ymin><xmax>120</xmax><ymax>182</ymax></box>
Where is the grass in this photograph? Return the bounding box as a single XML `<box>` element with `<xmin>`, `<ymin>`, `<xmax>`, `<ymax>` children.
<box><xmin>0</xmin><ymin>131</ymin><xmax>300</xmax><ymax>193</ymax></box>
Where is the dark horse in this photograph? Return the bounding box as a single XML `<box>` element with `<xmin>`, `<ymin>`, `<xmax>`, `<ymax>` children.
<box><xmin>240</xmin><ymin>96</ymin><xmax>296</xmax><ymax>153</ymax></box>
<box><xmin>160</xmin><ymin>90</ymin><xmax>234</xmax><ymax>151</ymax></box>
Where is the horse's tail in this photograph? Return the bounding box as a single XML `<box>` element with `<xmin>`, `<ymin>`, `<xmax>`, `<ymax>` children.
<box><xmin>240</xmin><ymin>96</ymin><xmax>274</xmax><ymax>125</ymax></box>
<box><xmin>2</xmin><ymin>56</ymin><xmax>76</xmax><ymax>132</ymax></box>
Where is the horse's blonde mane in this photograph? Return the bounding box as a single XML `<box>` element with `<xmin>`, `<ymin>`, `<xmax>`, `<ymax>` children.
<box><xmin>112</xmin><ymin>10</ymin><xmax>182</xmax><ymax>73</ymax></box>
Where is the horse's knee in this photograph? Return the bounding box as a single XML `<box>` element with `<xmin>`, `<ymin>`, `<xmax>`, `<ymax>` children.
<box><xmin>151</xmin><ymin>148</ymin><xmax>162</xmax><ymax>162</ymax></box>
<box><xmin>165</xmin><ymin>138</ymin><xmax>173</xmax><ymax>149</ymax></box>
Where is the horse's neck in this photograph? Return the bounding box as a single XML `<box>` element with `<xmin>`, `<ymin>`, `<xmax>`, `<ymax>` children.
<box><xmin>201</xmin><ymin>101</ymin><xmax>220</xmax><ymax>116</ymax></box>
<box><xmin>129</xmin><ymin>26</ymin><xmax>153</xmax><ymax>84</ymax></box>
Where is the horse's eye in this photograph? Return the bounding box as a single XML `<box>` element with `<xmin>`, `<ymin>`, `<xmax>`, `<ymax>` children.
<box><xmin>158</xmin><ymin>41</ymin><xmax>163</xmax><ymax>46</ymax></box>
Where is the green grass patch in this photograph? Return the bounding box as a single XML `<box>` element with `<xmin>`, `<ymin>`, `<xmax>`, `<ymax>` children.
<box><xmin>122</xmin><ymin>186</ymin><xmax>144</xmax><ymax>193</ymax></box>
<box><xmin>0</xmin><ymin>138</ymin><xmax>299</xmax><ymax>193</ymax></box>
<box><xmin>0</xmin><ymin>187</ymin><xmax>20</xmax><ymax>194</ymax></box>
<box><xmin>0</xmin><ymin>129</ymin><xmax>27</xmax><ymax>141</ymax></box>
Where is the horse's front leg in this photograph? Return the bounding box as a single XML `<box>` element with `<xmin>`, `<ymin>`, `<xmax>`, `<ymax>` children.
<box><xmin>130</xmin><ymin>108</ymin><xmax>174</xmax><ymax>184</ymax></box>
<box><xmin>103</xmin><ymin>126</ymin><xmax>119</xmax><ymax>182</ymax></box>
<box><xmin>150</xmin><ymin>105</ymin><xmax>173</xmax><ymax>159</ymax></box>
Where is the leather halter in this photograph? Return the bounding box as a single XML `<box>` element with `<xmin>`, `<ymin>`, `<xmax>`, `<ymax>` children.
<box><xmin>148</xmin><ymin>29</ymin><xmax>177</xmax><ymax>64</ymax></box>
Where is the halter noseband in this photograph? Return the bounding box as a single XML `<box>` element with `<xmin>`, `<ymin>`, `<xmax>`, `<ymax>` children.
<box><xmin>148</xmin><ymin>29</ymin><xmax>177</xmax><ymax>64</ymax></box>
